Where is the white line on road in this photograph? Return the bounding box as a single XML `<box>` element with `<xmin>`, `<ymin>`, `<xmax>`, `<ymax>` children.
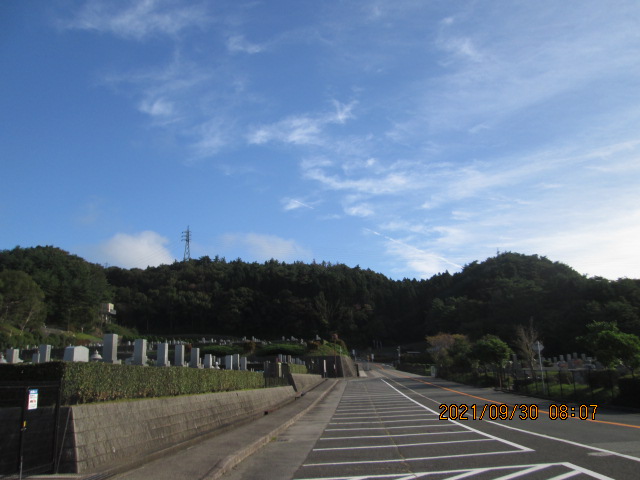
<box><xmin>319</xmin><ymin>431</ymin><xmax>473</xmax><ymax>441</ymax></box>
<box><xmin>486</xmin><ymin>420</ymin><xmax>640</xmax><ymax>463</ymax></box>
<box><xmin>302</xmin><ymin>449</ymin><xmax>527</xmax><ymax>468</ymax></box>
<box><xmin>313</xmin><ymin>438</ymin><xmax>492</xmax><ymax>452</ymax></box>
<box><xmin>295</xmin><ymin>462</ymin><xmax>614</xmax><ymax>480</ymax></box>
<box><xmin>325</xmin><ymin>424</ymin><xmax>459</xmax><ymax>431</ymax></box>
<box><xmin>329</xmin><ymin>418</ymin><xmax>439</xmax><ymax>425</ymax></box>
<box><xmin>381</xmin><ymin>380</ymin><xmax>533</xmax><ymax>454</ymax></box>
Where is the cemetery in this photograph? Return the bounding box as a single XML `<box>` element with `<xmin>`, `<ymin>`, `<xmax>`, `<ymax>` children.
<box><xmin>0</xmin><ymin>333</ymin><xmax>355</xmax><ymax>475</ymax></box>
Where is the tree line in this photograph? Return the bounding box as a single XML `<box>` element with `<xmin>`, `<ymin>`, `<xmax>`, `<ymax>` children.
<box><xmin>1</xmin><ymin>246</ymin><xmax>639</xmax><ymax>358</ymax></box>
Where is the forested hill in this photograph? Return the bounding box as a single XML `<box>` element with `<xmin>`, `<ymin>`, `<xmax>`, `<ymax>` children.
<box><xmin>1</xmin><ymin>246</ymin><xmax>639</xmax><ymax>354</ymax></box>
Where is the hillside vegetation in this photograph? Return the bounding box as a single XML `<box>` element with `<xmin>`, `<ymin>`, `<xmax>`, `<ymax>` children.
<box><xmin>2</xmin><ymin>246</ymin><xmax>640</xmax><ymax>356</ymax></box>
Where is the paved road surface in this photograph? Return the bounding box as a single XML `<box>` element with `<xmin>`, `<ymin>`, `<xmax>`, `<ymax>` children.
<box><xmin>223</xmin><ymin>364</ymin><xmax>640</xmax><ymax>480</ymax></box>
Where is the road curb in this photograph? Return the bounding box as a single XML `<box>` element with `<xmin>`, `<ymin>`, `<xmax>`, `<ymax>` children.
<box><xmin>201</xmin><ymin>379</ymin><xmax>339</xmax><ymax>480</ymax></box>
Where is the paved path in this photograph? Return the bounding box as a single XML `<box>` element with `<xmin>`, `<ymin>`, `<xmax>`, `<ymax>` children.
<box><xmin>224</xmin><ymin>365</ymin><xmax>640</xmax><ymax>480</ymax></box>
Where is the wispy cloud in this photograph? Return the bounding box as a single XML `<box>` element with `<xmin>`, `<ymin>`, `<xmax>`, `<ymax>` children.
<box><xmin>247</xmin><ymin>101</ymin><xmax>356</xmax><ymax>147</ymax></box>
<box><xmin>282</xmin><ymin>198</ymin><xmax>314</xmax><ymax>211</ymax></box>
<box><xmin>226</xmin><ymin>35</ymin><xmax>265</xmax><ymax>54</ymax></box>
<box><xmin>365</xmin><ymin>229</ymin><xmax>463</xmax><ymax>278</ymax></box>
<box><xmin>220</xmin><ymin>233</ymin><xmax>312</xmax><ymax>262</ymax></box>
<box><xmin>60</xmin><ymin>0</ymin><xmax>210</xmax><ymax>40</ymax></box>
<box><xmin>344</xmin><ymin>203</ymin><xmax>374</xmax><ymax>218</ymax></box>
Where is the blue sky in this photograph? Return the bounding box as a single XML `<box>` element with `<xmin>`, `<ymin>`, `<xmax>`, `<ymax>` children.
<box><xmin>2</xmin><ymin>1</ymin><xmax>640</xmax><ymax>280</ymax></box>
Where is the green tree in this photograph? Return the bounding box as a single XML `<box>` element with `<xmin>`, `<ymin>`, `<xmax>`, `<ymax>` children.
<box><xmin>0</xmin><ymin>270</ymin><xmax>46</xmax><ymax>331</ymax></box>
<box><xmin>472</xmin><ymin>334</ymin><xmax>513</xmax><ymax>387</ymax></box>
<box><xmin>579</xmin><ymin>321</ymin><xmax>640</xmax><ymax>374</ymax></box>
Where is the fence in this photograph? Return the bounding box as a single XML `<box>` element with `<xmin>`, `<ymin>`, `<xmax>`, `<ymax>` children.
<box><xmin>440</xmin><ymin>365</ymin><xmax>639</xmax><ymax>407</ymax></box>
<box><xmin>0</xmin><ymin>381</ymin><xmax>62</xmax><ymax>477</ymax></box>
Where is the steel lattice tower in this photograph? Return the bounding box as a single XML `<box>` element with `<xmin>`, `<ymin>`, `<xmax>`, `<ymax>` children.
<box><xmin>182</xmin><ymin>226</ymin><xmax>191</xmax><ymax>261</ymax></box>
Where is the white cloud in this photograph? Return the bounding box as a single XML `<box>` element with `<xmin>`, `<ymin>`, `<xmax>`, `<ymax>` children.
<box><xmin>190</xmin><ymin>118</ymin><xmax>231</xmax><ymax>158</ymax></box>
<box><xmin>61</xmin><ymin>0</ymin><xmax>209</xmax><ymax>40</ymax></box>
<box><xmin>247</xmin><ymin>101</ymin><xmax>356</xmax><ymax>147</ymax></box>
<box><xmin>282</xmin><ymin>198</ymin><xmax>314</xmax><ymax>211</ymax></box>
<box><xmin>304</xmin><ymin>168</ymin><xmax>413</xmax><ymax>195</ymax></box>
<box><xmin>226</xmin><ymin>35</ymin><xmax>265</xmax><ymax>54</ymax></box>
<box><xmin>138</xmin><ymin>97</ymin><xmax>176</xmax><ymax>120</ymax></box>
<box><xmin>248</xmin><ymin>115</ymin><xmax>324</xmax><ymax>146</ymax></box>
<box><xmin>221</xmin><ymin>233</ymin><xmax>312</xmax><ymax>262</ymax></box>
<box><xmin>344</xmin><ymin>203</ymin><xmax>374</xmax><ymax>217</ymax></box>
<box><xmin>99</xmin><ymin>231</ymin><xmax>175</xmax><ymax>269</ymax></box>
<box><xmin>366</xmin><ymin>229</ymin><xmax>463</xmax><ymax>279</ymax></box>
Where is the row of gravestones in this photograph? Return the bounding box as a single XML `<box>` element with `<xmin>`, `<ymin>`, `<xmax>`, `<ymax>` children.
<box><xmin>0</xmin><ymin>334</ymin><xmax>251</xmax><ymax>370</ymax></box>
<box><xmin>510</xmin><ymin>352</ymin><xmax>601</xmax><ymax>370</ymax></box>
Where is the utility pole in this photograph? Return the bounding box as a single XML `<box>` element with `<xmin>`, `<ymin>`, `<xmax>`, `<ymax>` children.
<box><xmin>182</xmin><ymin>226</ymin><xmax>191</xmax><ymax>262</ymax></box>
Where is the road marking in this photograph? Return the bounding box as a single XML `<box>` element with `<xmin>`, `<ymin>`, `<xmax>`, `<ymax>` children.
<box><xmin>487</xmin><ymin>420</ymin><xmax>640</xmax><ymax>463</ymax></box>
<box><xmin>382</xmin><ymin>380</ymin><xmax>533</xmax><ymax>454</ymax></box>
<box><xmin>313</xmin><ymin>438</ymin><xmax>492</xmax><ymax>452</ymax></box>
<box><xmin>318</xmin><ymin>431</ymin><xmax>473</xmax><ymax>440</ymax></box>
<box><xmin>325</xmin><ymin>423</ymin><xmax>455</xmax><ymax>431</ymax></box>
<box><xmin>302</xmin><ymin>449</ymin><xmax>526</xmax><ymax>468</ymax></box>
<box><xmin>295</xmin><ymin>462</ymin><xmax>614</xmax><ymax>480</ymax></box>
<box><xmin>330</xmin><ymin>419</ymin><xmax>439</xmax><ymax>425</ymax></box>
<box><xmin>378</xmin><ymin>365</ymin><xmax>640</xmax><ymax>431</ymax></box>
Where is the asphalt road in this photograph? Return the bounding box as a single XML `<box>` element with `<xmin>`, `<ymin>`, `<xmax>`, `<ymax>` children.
<box><xmin>223</xmin><ymin>364</ymin><xmax>640</xmax><ymax>480</ymax></box>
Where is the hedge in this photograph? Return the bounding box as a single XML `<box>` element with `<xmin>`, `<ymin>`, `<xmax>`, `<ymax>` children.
<box><xmin>0</xmin><ymin>362</ymin><xmax>264</xmax><ymax>405</ymax></box>
<box><xmin>287</xmin><ymin>363</ymin><xmax>308</xmax><ymax>375</ymax></box>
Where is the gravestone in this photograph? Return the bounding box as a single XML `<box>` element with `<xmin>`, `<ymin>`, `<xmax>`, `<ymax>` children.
<box><xmin>233</xmin><ymin>354</ymin><xmax>240</xmax><ymax>370</ymax></box>
<box><xmin>32</xmin><ymin>351</ymin><xmax>40</xmax><ymax>363</ymax></box>
<box><xmin>225</xmin><ymin>354</ymin><xmax>234</xmax><ymax>370</ymax></box>
<box><xmin>175</xmin><ymin>344</ymin><xmax>186</xmax><ymax>367</ymax></box>
<box><xmin>157</xmin><ymin>343</ymin><xmax>170</xmax><ymax>367</ymax></box>
<box><xmin>190</xmin><ymin>348</ymin><xmax>201</xmax><ymax>368</ymax></box>
<box><xmin>63</xmin><ymin>346</ymin><xmax>89</xmax><ymax>362</ymax></box>
<box><xmin>103</xmin><ymin>333</ymin><xmax>121</xmax><ymax>364</ymax></box>
<box><xmin>5</xmin><ymin>348</ymin><xmax>22</xmax><ymax>364</ymax></box>
<box><xmin>240</xmin><ymin>356</ymin><xmax>248</xmax><ymax>371</ymax></box>
<box><xmin>204</xmin><ymin>354</ymin><xmax>214</xmax><ymax>368</ymax></box>
<box><xmin>132</xmin><ymin>339</ymin><xmax>147</xmax><ymax>366</ymax></box>
<box><xmin>39</xmin><ymin>344</ymin><xmax>52</xmax><ymax>363</ymax></box>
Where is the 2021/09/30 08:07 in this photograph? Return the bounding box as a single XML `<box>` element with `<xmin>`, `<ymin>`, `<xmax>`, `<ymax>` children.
<box><xmin>439</xmin><ymin>403</ymin><xmax>598</xmax><ymax>421</ymax></box>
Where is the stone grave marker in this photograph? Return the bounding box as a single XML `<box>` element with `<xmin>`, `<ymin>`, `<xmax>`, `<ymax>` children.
<box><xmin>175</xmin><ymin>344</ymin><xmax>186</xmax><ymax>367</ymax></box>
<box><xmin>132</xmin><ymin>339</ymin><xmax>147</xmax><ymax>366</ymax></box>
<box><xmin>63</xmin><ymin>346</ymin><xmax>89</xmax><ymax>362</ymax></box>
<box><xmin>5</xmin><ymin>348</ymin><xmax>22</xmax><ymax>364</ymax></box>
<box><xmin>38</xmin><ymin>344</ymin><xmax>52</xmax><ymax>363</ymax></box>
<box><xmin>157</xmin><ymin>343</ymin><xmax>170</xmax><ymax>367</ymax></box>
<box><xmin>103</xmin><ymin>333</ymin><xmax>121</xmax><ymax>364</ymax></box>
<box><xmin>190</xmin><ymin>347</ymin><xmax>201</xmax><ymax>368</ymax></box>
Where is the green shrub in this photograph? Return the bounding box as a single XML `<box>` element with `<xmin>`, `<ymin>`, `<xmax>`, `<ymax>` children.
<box><xmin>198</xmin><ymin>345</ymin><xmax>243</xmax><ymax>356</ymax></box>
<box><xmin>587</xmin><ymin>369</ymin><xmax>618</xmax><ymax>389</ymax></box>
<box><xmin>287</xmin><ymin>363</ymin><xmax>308</xmax><ymax>374</ymax></box>
<box><xmin>616</xmin><ymin>377</ymin><xmax>640</xmax><ymax>407</ymax></box>
<box><xmin>0</xmin><ymin>362</ymin><xmax>264</xmax><ymax>405</ymax></box>
<box><xmin>255</xmin><ymin>343</ymin><xmax>306</xmax><ymax>357</ymax></box>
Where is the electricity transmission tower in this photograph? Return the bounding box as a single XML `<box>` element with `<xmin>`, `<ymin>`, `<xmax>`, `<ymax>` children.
<box><xmin>182</xmin><ymin>226</ymin><xmax>191</xmax><ymax>262</ymax></box>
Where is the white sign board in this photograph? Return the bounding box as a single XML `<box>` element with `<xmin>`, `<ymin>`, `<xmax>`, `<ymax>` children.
<box><xmin>532</xmin><ymin>341</ymin><xmax>544</xmax><ymax>353</ymax></box>
<box><xmin>27</xmin><ymin>389</ymin><xmax>39</xmax><ymax>410</ymax></box>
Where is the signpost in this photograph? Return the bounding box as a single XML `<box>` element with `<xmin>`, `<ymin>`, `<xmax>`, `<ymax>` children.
<box><xmin>27</xmin><ymin>389</ymin><xmax>38</xmax><ymax>410</ymax></box>
<box><xmin>533</xmin><ymin>341</ymin><xmax>545</xmax><ymax>395</ymax></box>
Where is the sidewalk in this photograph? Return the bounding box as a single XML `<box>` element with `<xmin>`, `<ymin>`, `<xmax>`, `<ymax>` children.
<box><xmin>17</xmin><ymin>378</ymin><xmax>339</xmax><ymax>480</ymax></box>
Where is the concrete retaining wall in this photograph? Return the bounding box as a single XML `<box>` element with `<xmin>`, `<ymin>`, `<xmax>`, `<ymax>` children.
<box><xmin>59</xmin><ymin>386</ymin><xmax>296</xmax><ymax>474</ymax></box>
<box><xmin>288</xmin><ymin>374</ymin><xmax>324</xmax><ymax>393</ymax></box>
